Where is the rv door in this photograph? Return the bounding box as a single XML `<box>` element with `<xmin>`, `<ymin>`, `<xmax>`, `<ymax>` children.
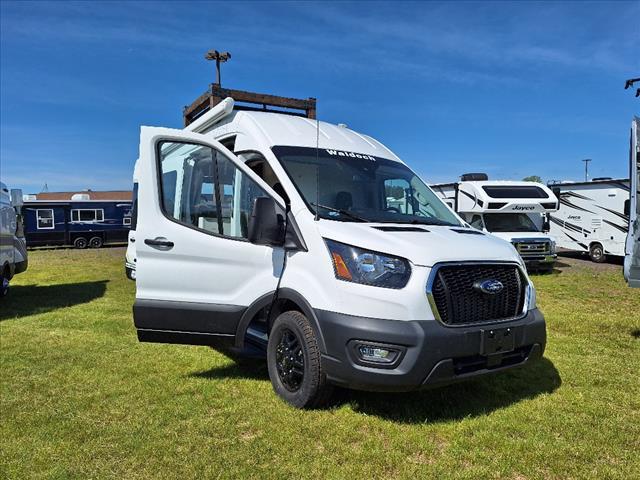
<box><xmin>134</xmin><ymin>126</ymin><xmax>287</xmax><ymax>343</ymax></box>
<box><xmin>624</xmin><ymin>117</ymin><xmax>640</xmax><ymax>287</ymax></box>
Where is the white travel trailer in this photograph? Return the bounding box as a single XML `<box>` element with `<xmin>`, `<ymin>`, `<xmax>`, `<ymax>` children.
<box><xmin>624</xmin><ymin>117</ymin><xmax>639</xmax><ymax>287</ymax></box>
<box><xmin>0</xmin><ymin>183</ymin><xmax>28</xmax><ymax>297</ymax></box>
<box><xmin>431</xmin><ymin>176</ymin><xmax>558</xmax><ymax>272</ymax></box>
<box><xmin>548</xmin><ymin>178</ymin><xmax>630</xmax><ymax>263</ymax></box>
<box><xmin>132</xmin><ymin>94</ymin><xmax>546</xmax><ymax>408</ymax></box>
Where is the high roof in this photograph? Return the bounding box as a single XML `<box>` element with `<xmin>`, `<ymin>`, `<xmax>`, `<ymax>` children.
<box><xmin>228</xmin><ymin>111</ymin><xmax>402</xmax><ymax>162</ymax></box>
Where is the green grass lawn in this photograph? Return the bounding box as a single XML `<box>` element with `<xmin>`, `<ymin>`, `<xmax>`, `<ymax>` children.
<box><xmin>1</xmin><ymin>249</ymin><xmax>639</xmax><ymax>479</ymax></box>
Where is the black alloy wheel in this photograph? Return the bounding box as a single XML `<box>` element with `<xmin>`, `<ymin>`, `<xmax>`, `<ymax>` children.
<box><xmin>275</xmin><ymin>327</ymin><xmax>305</xmax><ymax>391</ymax></box>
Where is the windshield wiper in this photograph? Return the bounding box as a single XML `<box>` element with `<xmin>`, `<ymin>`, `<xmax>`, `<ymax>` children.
<box><xmin>311</xmin><ymin>203</ymin><xmax>369</xmax><ymax>222</ymax></box>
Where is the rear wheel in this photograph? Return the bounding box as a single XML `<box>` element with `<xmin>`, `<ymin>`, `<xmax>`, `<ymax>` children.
<box><xmin>589</xmin><ymin>243</ymin><xmax>606</xmax><ymax>263</ymax></box>
<box><xmin>73</xmin><ymin>237</ymin><xmax>88</xmax><ymax>249</ymax></box>
<box><xmin>89</xmin><ymin>236</ymin><xmax>103</xmax><ymax>248</ymax></box>
<box><xmin>267</xmin><ymin>311</ymin><xmax>333</xmax><ymax>409</ymax></box>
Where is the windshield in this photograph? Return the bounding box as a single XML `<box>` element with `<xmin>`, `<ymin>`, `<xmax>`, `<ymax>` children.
<box><xmin>483</xmin><ymin>213</ymin><xmax>539</xmax><ymax>232</ymax></box>
<box><xmin>272</xmin><ymin>146</ymin><xmax>461</xmax><ymax>226</ymax></box>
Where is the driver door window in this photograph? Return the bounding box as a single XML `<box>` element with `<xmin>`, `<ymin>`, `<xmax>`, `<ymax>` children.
<box><xmin>158</xmin><ymin>141</ymin><xmax>269</xmax><ymax>240</ymax></box>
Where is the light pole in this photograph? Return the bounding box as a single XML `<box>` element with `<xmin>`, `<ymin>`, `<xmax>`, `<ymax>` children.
<box><xmin>582</xmin><ymin>158</ymin><xmax>592</xmax><ymax>182</ymax></box>
<box><xmin>204</xmin><ymin>50</ymin><xmax>231</xmax><ymax>87</ymax></box>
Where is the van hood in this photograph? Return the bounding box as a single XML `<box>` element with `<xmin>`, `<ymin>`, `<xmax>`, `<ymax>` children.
<box><xmin>316</xmin><ymin>220</ymin><xmax>521</xmax><ymax>267</ymax></box>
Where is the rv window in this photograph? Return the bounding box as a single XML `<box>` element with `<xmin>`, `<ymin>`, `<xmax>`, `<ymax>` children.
<box><xmin>71</xmin><ymin>209</ymin><xmax>104</xmax><ymax>222</ymax></box>
<box><xmin>36</xmin><ymin>209</ymin><xmax>54</xmax><ymax>229</ymax></box>
<box><xmin>158</xmin><ymin>141</ymin><xmax>270</xmax><ymax>240</ymax></box>
<box><xmin>482</xmin><ymin>186</ymin><xmax>549</xmax><ymax>199</ymax></box>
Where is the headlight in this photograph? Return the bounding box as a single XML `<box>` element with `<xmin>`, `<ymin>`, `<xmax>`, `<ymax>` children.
<box><xmin>528</xmin><ymin>281</ymin><xmax>537</xmax><ymax>310</ymax></box>
<box><xmin>324</xmin><ymin>239</ymin><xmax>411</xmax><ymax>289</ymax></box>
<box><xmin>550</xmin><ymin>240</ymin><xmax>557</xmax><ymax>255</ymax></box>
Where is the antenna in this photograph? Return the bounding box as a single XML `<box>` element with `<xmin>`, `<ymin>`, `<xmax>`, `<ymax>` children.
<box><xmin>315</xmin><ymin>114</ymin><xmax>320</xmax><ymax>221</ymax></box>
<box><xmin>41</xmin><ymin>183</ymin><xmax>49</xmax><ymax>193</ymax></box>
<box><xmin>204</xmin><ymin>49</ymin><xmax>231</xmax><ymax>87</ymax></box>
<box><xmin>582</xmin><ymin>158</ymin><xmax>592</xmax><ymax>182</ymax></box>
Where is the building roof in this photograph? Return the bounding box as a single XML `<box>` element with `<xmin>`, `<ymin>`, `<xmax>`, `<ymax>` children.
<box><xmin>30</xmin><ymin>190</ymin><xmax>132</xmax><ymax>201</ymax></box>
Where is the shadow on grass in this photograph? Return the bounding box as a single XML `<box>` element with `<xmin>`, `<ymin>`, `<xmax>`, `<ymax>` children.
<box><xmin>191</xmin><ymin>357</ymin><xmax>561</xmax><ymax>423</ymax></box>
<box><xmin>0</xmin><ymin>281</ymin><xmax>108</xmax><ymax>321</ymax></box>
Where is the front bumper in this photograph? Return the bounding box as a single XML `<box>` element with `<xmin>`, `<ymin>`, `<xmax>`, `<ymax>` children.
<box><xmin>522</xmin><ymin>254</ymin><xmax>556</xmax><ymax>267</ymax></box>
<box><xmin>316</xmin><ymin>308</ymin><xmax>546</xmax><ymax>392</ymax></box>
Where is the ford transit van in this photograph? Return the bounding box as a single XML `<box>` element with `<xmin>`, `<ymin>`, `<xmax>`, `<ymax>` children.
<box><xmin>132</xmin><ymin>100</ymin><xmax>546</xmax><ymax>408</ymax></box>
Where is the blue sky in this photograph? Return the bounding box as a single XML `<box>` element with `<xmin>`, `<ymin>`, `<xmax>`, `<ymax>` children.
<box><xmin>1</xmin><ymin>1</ymin><xmax>638</xmax><ymax>194</ymax></box>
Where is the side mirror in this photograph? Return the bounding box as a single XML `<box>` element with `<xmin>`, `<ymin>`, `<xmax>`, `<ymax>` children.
<box><xmin>624</xmin><ymin>199</ymin><xmax>630</xmax><ymax>217</ymax></box>
<box><xmin>248</xmin><ymin>197</ymin><xmax>285</xmax><ymax>246</ymax></box>
<box><xmin>542</xmin><ymin>213</ymin><xmax>551</xmax><ymax>233</ymax></box>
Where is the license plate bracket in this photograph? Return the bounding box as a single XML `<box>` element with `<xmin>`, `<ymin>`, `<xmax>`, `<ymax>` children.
<box><xmin>481</xmin><ymin>327</ymin><xmax>515</xmax><ymax>355</ymax></box>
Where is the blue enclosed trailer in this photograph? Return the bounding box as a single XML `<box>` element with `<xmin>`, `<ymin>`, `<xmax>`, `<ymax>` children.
<box><xmin>23</xmin><ymin>195</ymin><xmax>132</xmax><ymax>248</ymax></box>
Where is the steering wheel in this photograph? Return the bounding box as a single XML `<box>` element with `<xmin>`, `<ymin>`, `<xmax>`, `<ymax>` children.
<box><xmin>384</xmin><ymin>206</ymin><xmax>402</xmax><ymax>214</ymax></box>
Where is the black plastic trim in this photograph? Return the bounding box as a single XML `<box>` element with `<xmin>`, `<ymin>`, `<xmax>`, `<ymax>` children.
<box><xmin>133</xmin><ymin>298</ymin><xmax>245</xmax><ymax>335</ymax></box>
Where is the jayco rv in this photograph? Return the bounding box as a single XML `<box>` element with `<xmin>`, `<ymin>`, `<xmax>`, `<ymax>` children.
<box><xmin>431</xmin><ymin>176</ymin><xmax>558</xmax><ymax>272</ymax></box>
<box><xmin>0</xmin><ymin>183</ymin><xmax>28</xmax><ymax>297</ymax></box>
<box><xmin>132</xmin><ymin>87</ymin><xmax>546</xmax><ymax>408</ymax></box>
<box><xmin>624</xmin><ymin>117</ymin><xmax>639</xmax><ymax>287</ymax></box>
<box><xmin>548</xmin><ymin>179</ymin><xmax>630</xmax><ymax>263</ymax></box>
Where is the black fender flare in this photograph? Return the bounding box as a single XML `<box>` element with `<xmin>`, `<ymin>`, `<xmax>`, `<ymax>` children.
<box><xmin>234</xmin><ymin>288</ymin><xmax>327</xmax><ymax>353</ymax></box>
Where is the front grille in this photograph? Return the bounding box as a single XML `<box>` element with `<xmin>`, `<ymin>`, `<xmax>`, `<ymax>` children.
<box><xmin>513</xmin><ymin>241</ymin><xmax>550</xmax><ymax>256</ymax></box>
<box><xmin>429</xmin><ymin>264</ymin><xmax>526</xmax><ymax>325</ymax></box>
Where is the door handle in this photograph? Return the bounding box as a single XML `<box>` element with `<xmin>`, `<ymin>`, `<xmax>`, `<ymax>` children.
<box><xmin>144</xmin><ymin>237</ymin><xmax>174</xmax><ymax>249</ymax></box>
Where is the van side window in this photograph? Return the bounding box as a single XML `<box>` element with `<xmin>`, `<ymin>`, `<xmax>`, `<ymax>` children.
<box><xmin>158</xmin><ymin>141</ymin><xmax>269</xmax><ymax>240</ymax></box>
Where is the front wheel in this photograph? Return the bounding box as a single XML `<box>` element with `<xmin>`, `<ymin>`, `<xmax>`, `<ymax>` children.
<box><xmin>74</xmin><ymin>237</ymin><xmax>88</xmax><ymax>249</ymax></box>
<box><xmin>0</xmin><ymin>275</ymin><xmax>9</xmax><ymax>298</ymax></box>
<box><xmin>267</xmin><ymin>311</ymin><xmax>333</xmax><ymax>409</ymax></box>
<box><xmin>589</xmin><ymin>243</ymin><xmax>606</xmax><ymax>263</ymax></box>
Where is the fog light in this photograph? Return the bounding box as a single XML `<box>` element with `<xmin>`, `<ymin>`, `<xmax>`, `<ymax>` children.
<box><xmin>356</xmin><ymin>344</ymin><xmax>398</xmax><ymax>364</ymax></box>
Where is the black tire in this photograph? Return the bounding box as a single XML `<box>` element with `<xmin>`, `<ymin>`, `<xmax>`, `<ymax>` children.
<box><xmin>74</xmin><ymin>237</ymin><xmax>88</xmax><ymax>249</ymax></box>
<box><xmin>89</xmin><ymin>236</ymin><xmax>103</xmax><ymax>249</ymax></box>
<box><xmin>0</xmin><ymin>274</ymin><xmax>9</xmax><ymax>298</ymax></box>
<box><xmin>589</xmin><ymin>243</ymin><xmax>606</xmax><ymax>263</ymax></box>
<box><xmin>267</xmin><ymin>311</ymin><xmax>333</xmax><ymax>409</ymax></box>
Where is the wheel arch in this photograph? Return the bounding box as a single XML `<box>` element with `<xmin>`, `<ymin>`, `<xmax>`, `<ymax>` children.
<box><xmin>234</xmin><ymin>288</ymin><xmax>326</xmax><ymax>353</ymax></box>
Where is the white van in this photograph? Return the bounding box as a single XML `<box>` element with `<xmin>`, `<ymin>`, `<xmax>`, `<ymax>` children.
<box><xmin>132</xmin><ymin>100</ymin><xmax>546</xmax><ymax>408</ymax></box>
<box><xmin>432</xmin><ymin>176</ymin><xmax>558</xmax><ymax>272</ymax></box>
<box><xmin>0</xmin><ymin>183</ymin><xmax>28</xmax><ymax>297</ymax></box>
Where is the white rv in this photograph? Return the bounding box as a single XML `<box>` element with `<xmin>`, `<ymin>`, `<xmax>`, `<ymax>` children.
<box><xmin>548</xmin><ymin>178</ymin><xmax>630</xmax><ymax>263</ymax></box>
<box><xmin>132</xmin><ymin>96</ymin><xmax>546</xmax><ymax>408</ymax></box>
<box><xmin>624</xmin><ymin>117</ymin><xmax>639</xmax><ymax>287</ymax></box>
<box><xmin>0</xmin><ymin>183</ymin><xmax>28</xmax><ymax>297</ymax></box>
<box><xmin>431</xmin><ymin>176</ymin><xmax>558</xmax><ymax>272</ymax></box>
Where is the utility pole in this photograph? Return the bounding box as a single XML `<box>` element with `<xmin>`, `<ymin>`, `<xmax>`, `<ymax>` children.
<box><xmin>204</xmin><ymin>50</ymin><xmax>231</xmax><ymax>87</ymax></box>
<box><xmin>582</xmin><ymin>158</ymin><xmax>592</xmax><ymax>182</ymax></box>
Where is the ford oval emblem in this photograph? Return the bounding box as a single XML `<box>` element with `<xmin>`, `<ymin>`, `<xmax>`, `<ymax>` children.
<box><xmin>474</xmin><ymin>279</ymin><xmax>504</xmax><ymax>295</ymax></box>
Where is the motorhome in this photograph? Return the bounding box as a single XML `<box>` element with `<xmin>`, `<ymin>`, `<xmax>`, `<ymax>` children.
<box><xmin>431</xmin><ymin>176</ymin><xmax>558</xmax><ymax>272</ymax></box>
<box><xmin>132</xmin><ymin>88</ymin><xmax>546</xmax><ymax>408</ymax></box>
<box><xmin>0</xmin><ymin>183</ymin><xmax>28</xmax><ymax>297</ymax></box>
<box><xmin>624</xmin><ymin>117</ymin><xmax>639</xmax><ymax>287</ymax></box>
<box><xmin>548</xmin><ymin>178</ymin><xmax>630</xmax><ymax>263</ymax></box>
<box><xmin>23</xmin><ymin>192</ymin><xmax>132</xmax><ymax>249</ymax></box>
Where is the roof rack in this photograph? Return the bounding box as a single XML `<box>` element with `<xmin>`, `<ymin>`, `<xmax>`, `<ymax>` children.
<box><xmin>183</xmin><ymin>84</ymin><xmax>316</xmax><ymax>126</ymax></box>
